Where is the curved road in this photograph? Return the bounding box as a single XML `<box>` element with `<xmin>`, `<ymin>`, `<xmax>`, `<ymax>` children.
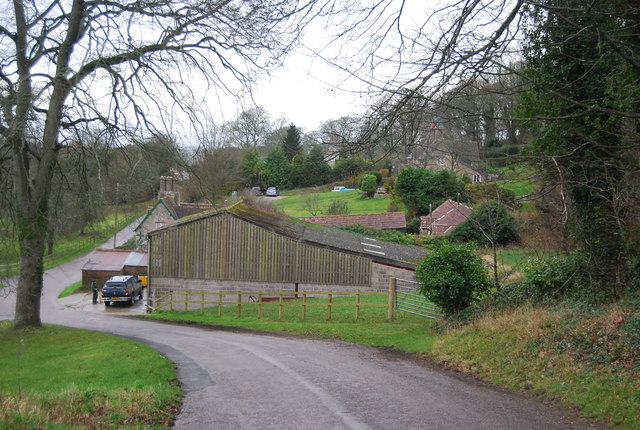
<box><xmin>0</xmin><ymin>223</ymin><xmax>601</xmax><ymax>429</ymax></box>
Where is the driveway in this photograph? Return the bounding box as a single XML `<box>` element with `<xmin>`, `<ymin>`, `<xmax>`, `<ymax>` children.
<box><xmin>1</xmin><ymin>221</ymin><xmax>601</xmax><ymax>429</ymax></box>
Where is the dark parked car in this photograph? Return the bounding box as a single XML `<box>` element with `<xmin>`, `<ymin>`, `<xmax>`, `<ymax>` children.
<box><xmin>265</xmin><ymin>187</ymin><xmax>279</xmax><ymax>197</ymax></box>
<box><xmin>101</xmin><ymin>275</ymin><xmax>143</xmax><ymax>306</ymax></box>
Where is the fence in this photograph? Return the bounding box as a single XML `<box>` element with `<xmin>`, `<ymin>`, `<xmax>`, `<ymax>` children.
<box><xmin>391</xmin><ymin>278</ymin><xmax>443</xmax><ymax>320</ymax></box>
<box><xmin>147</xmin><ymin>278</ymin><xmax>443</xmax><ymax>322</ymax></box>
<box><xmin>148</xmin><ymin>289</ymin><xmax>389</xmax><ymax>322</ymax></box>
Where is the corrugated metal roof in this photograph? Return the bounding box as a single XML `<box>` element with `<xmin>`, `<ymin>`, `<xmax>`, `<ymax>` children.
<box><xmin>149</xmin><ymin>201</ymin><xmax>425</xmax><ymax>269</ymax></box>
<box><xmin>82</xmin><ymin>249</ymin><xmax>148</xmax><ymax>271</ymax></box>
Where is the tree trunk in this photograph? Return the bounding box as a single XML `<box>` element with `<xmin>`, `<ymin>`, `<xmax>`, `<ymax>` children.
<box><xmin>13</xmin><ymin>206</ymin><xmax>48</xmax><ymax>328</ymax></box>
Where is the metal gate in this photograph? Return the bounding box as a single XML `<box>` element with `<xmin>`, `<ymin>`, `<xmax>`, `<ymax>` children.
<box><xmin>395</xmin><ymin>278</ymin><xmax>442</xmax><ymax>320</ymax></box>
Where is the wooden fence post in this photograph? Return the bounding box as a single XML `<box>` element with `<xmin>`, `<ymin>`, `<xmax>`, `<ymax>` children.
<box><xmin>355</xmin><ymin>291</ymin><xmax>361</xmax><ymax>322</ymax></box>
<box><xmin>200</xmin><ymin>292</ymin><xmax>205</xmax><ymax>313</ymax></box>
<box><xmin>278</xmin><ymin>294</ymin><xmax>283</xmax><ymax>320</ymax></box>
<box><xmin>237</xmin><ymin>293</ymin><xmax>242</xmax><ymax>318</ymax></box>
<box><xmin>258</xmin><ymin>294</ymin><xmax>263</xmax><ymax>319</ymax></box>
<box><xmin>388</xmin><ymin>278</ymin><xmax>396</xmax><ymax>321</ymax></box>
<box><xmin>218</xmin><ymin>292</ymin><xmax>222</xmax><ymax>317</ymax></box>
<box><xmin>302</xmin><ymin>293</ymin><xmax>307</xmax><ymax>321</ymax></box>
<box><xmin>327</xmin><ymin>292</ymin><xmax>333</xmax><ymax>321</ymax></box>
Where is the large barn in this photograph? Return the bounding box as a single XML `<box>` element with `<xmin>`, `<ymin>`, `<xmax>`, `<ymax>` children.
<box><xmin>147</xmin><ymin>201</ymin><xmax>426</xmax><ymax>301</ymax></box>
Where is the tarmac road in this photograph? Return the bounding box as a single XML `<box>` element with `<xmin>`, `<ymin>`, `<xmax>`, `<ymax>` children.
<box><xmin>0</xmin><ymin>221</ymin><xmax>603</xmax><ymax>429</ymax></box>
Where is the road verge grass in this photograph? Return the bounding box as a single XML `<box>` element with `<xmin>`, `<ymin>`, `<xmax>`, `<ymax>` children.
<box><xmin>0</xmin><ymin>321</ymin><xmax>180</xmax><ymax>429</ymax></box>
<box><xmin>430</xmin><ymin>304</ymin><xmax>640</xmax><ymax>429</ymax></box>
<box><xmin>143</xmin><ymin>294</ymin><xmax>438</xmax><ymax>353</ymax></box>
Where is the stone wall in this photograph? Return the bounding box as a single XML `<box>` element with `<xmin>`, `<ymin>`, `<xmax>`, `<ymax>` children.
<box><xmin>138</xmin><ymin>203</ymin><xmax>173</xmax><ymax>237</ymax></box>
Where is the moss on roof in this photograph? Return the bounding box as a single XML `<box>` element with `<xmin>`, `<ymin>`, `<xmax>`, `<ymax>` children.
<box><xmin>149</xmin><ymin>200</ymin><xmax>425</xmax><ymax>269</ymax></box>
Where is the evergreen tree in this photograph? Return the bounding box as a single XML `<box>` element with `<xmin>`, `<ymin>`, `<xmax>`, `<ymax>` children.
<box><xmin>282</xmin><ymin>124</ymin><xmax>302</xmax><ymax>160</ymax></box>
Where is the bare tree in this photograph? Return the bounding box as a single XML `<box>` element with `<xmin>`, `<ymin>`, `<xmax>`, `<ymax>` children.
<box><xmin>0</xmin><ymin>0</ymin><xmax>331</xmax><ymax>328</ymax></box>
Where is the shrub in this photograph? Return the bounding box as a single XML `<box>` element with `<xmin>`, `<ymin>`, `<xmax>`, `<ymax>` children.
<box><xmin>406</xmin><ymin>217</ymin><xmax>421</xmax><ymax>234</ymax></box>
<box><xmin>449</xmin><ymin>201</ymin><xmax>519</xmax><ymax>247</ymax></box>
<box><xmin>522</xmin><ymin>253</ymin><xmax>581</xmax><ymax>299</ymax></box>
<box><xmin>340</xmin><ymin>223</ymin><xmax>415</xmax><ymax>246</ymax></box>
<box><xmin>358</xmin><ymin>174</ymin><xmax>377</xmax><ymax>198</ymax></box>
<box><xmin>416</xmin><ymin>242</ymin><xmax>492</xmax><ymax>315</ymax></box>
<box><xmin>326</xmin><ymin>200</ymin><xmax>350</xmax><ymax>215</ymax></box>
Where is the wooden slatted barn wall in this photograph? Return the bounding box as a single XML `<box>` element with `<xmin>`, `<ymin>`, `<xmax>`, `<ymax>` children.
<box><xmin>150</xmin><ymin>213</ymin><xmax>371</xmax><ymax>286</ymax></box>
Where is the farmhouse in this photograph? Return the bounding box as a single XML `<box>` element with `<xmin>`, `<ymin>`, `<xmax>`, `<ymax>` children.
<box><xmin>299</xmin><ymin>212</ymin><xmax>406</xmax><ymax>232</ymax></box>
<box><xmin>420</xmin><ymin>199</ymin><xmax>473</xmax><ymax>236</ymax></box>
<box><xmin>147</xmin><ymin>201</ymin><xmax>425</xmax><ymax>303</ymax></box>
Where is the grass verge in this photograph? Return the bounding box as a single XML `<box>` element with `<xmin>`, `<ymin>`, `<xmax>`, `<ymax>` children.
<box><xmin>143</xmin><ymin>294</ymin><xmax>438</xmax><ymax>353</ymax></box>
<box><xmin>59</xmin><ymin>280</ymin><xmax>83</xmax><ymax>298</ymax></box>
<box><xmin>0</xmin><ymin>321</ymin><xmax>181</xmax><ymax>429</ymax></box>
<box><xmin>431</xmin><ymin>304</ymin><xmax>640</xmax><ymax>429</ymax></box>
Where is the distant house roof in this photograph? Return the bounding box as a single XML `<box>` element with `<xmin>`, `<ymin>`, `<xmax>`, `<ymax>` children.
<box><xmin>81</xmin><ymin>248</ymin><xmax>148</xmax><ymax>272</ymax></box>
<box><xmin>420</xmin><ymin>200</ymin><xmax>473</xmax><ymax>236</ymax></box>
<box><xmin>149</xmin><ymin>201</ymin><xmax>425</xmax><ymax>270</ymax></box>
<box><xmin>134</xmin><ymin>197</ymin><xmax>212</xmax><ymax>232</ymax></box>
<box><xmin>298</xmin><ymin>212</ymin><xmax>406</xmax><ymax>230</ymax></box>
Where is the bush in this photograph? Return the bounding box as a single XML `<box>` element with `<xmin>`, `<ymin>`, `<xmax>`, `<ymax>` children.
<box><xmin>406</xmin><ymin>217</ymin><xmax>421</xmax><ymax>234</ymax></box>
<box><xmin>522</xmin><ymin>253</ymin><xmax>581</xmax><ymax>299</ymax></box>
<box><xmin>416</xmin><ymin>242</ymin><xmax>492</xmax><ymax>315</ymax></box>
<box><xmin>358</xmin><ymin>174</ymin><xmax>377</xmax><ymax>198</ymax></box>
<box><xmin>449</xmin><ymin>201</ymin><xmax>519</xmax><ymax>247</ymax></box>
<box><xmin>340</xmin><ymin>223</ymin><xmax>415</xmax><ymax>246</ymax></box>
<box><xmin>326</xmin><ymin>200</ymin><xmax>350</xmax><ymax>215</ymax></box>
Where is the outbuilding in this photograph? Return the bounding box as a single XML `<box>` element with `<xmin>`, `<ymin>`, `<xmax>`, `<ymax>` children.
<box><xmin>81</xmin><ymin>248</ymin><xmax>148</xmax><ymax>288</ymax></box>
<box><xmin>147</xmin><ymin>201</ymin><xmax>425</xmax><ymax>302</ymax></box>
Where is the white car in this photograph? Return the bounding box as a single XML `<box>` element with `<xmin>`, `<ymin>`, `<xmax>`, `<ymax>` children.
<box><xmin>332</xmin><ymin>186</ymin><xmax>346</xmax><ymax>192</ymax></box>
<box><xmin>265</xmin><ymin>187</ymin><xmax>279</xmax><ymax>196</ymax></box>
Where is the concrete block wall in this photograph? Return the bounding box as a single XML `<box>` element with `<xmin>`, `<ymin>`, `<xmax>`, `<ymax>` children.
<box><xmin>150</xmin><ymin>277</ymin><xmax>381</xmax><ymax>311</ymax></box>
<box><xmin>370</xmin><ymin>263</ymin><xmax>417</xmax><ymax>291</ymax></box>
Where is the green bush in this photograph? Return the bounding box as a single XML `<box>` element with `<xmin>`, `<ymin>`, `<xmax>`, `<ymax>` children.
<box><xmin>340</xmin><ymin>223</ymin><xmax>415</xmax><ymax>246</ymax></box>
<box><xmin>416</xmin><ymin>242</ymin><xmax>492</xmax><ymax>315</ymax></box>
<box><xmin>449</xmin><ymin>201</ymin><xmax>519</xmax><ymax>247</ymax></box>
<box><xmin>326</xmin><ymin>199</ymin><xmax>351</xmax><ymax>215</ymax></box>
<box><xmin>358</xmin><ymin>174</ymin><xmax>377</xmax><ymax>198</ymax></box>
<box><xmin>522</xmin><ymin>253</ymin><xmax>581</xmax><ymax>299</ymax></box>
<box><xmin>406</xmin><ymin>217</ymin><xmax>421</xmax><ymax>234</ymax></box>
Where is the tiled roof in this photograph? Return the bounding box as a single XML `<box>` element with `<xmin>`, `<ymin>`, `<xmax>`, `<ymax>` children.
<box><xmin>420</xmin><ymin>200</ymin><xmax>473</xmax><ymax>236</ymax></box>
<box><xmin>149</xmin><ymin>202</ymin><xmax>425</xmax><ymax>269</ymax></box>
<box><xmin>299</xmin><ymin>212</ymin><xmax>406</xmax><ymax>230</ymax></box>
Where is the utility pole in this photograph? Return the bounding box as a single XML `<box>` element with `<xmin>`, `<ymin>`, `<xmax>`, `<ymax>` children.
<box><xmin>113</xmin><ymin>183</ymin><xmax>119</xmax><ymax>248</ymax></box>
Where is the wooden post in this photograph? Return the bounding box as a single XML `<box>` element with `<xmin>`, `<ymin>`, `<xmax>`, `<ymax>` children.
<box><xmin>200</xmin><ymin>292</ymin><xmax>204</xmax><ymax>313</ymax></box>
<box><xmin>185</xmin><ymin>291</ymin><xmax>189</xmax><ymax>311</ymax></box>
<box><xmin>278</xmin><ymin>294</ymin><xmax>283</xmax><ymax>320</ymax></box>
<box><xmin>169</xmin><ymin>291</ymin><xmax>173</xmax><ymax>311</ymax></box>
<box><xmin>218</xmin><ymin>291</ymin><xmax>222</xmax><ymax>317</ymax></box>
<box><xmin>388</xmin><ymin>278</ymin><xmax>396</xmax><ymax>321</ymax></box>
<box><xmin>237</xmin><ymin>293</ymin><xmax>242</xmax><ymax>318</ymax></box>
<box><xmin>355</xmin><ymin>291</ymin><xmax>361</xmax><ymax>322</ymax></box>
<box><xmin>258</xmin><ymin>294</ymin><xmax>263</xmax><ymax>319</ymax></box>
<box><xmin>302</xmin><ymin>293</ymin><xmax>307</xmax><ymax>321</ymax></box>
<box><xmin>327</xmin><ymin>293</ymin><xmax>333</xmax><ymax>321</ymax></box>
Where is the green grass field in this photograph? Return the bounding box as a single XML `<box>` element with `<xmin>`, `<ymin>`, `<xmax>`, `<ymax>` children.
<box><xmin>0</xmin><ymin>321</ymin><xmax>180</xmax><ymax>429</ymax></box>
<box><xmin>270</xmin><ymin>190</ymin><xmax>399</xmax><ymax>217</ymax></box>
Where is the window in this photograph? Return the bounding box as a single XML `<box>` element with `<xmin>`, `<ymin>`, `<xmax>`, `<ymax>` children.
<box><xmin>473</xmin><ymin>175</ymin><xmax>482</xmax><ymax>183</ymax></box>
<box><xmin>437</xmin><ymin>157</ymin><xmax>445</xmax><ymax>166</ymax></box>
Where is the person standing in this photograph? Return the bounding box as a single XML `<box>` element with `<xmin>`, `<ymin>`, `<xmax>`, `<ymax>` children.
<box><xmin>91</xmin><ymin>280</ymin><xmax>99</xmax><ymax>304</ymax></box>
